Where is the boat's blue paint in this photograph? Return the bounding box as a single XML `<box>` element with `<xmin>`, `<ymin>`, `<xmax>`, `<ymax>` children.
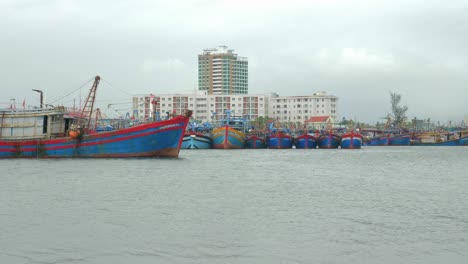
<box><xmin>181</xmin><ymin>133</ymin><xmax>212</xmax><ymax>149</ymax></box>
<box><xmin>317</xmin><ymin>134</ymin><xmax>340</xmax><ymax>149</ymax></box>
<box><xmin>294</xmin><ymin>134</ymin><xmax>317</xmax><ymax>149</ymax></box>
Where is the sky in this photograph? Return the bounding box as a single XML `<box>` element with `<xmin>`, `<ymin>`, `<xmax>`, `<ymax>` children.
<box><xmin>1</xmin><ymin>0</ymin><xmax>467</xmax><ymax>123</ymax></box>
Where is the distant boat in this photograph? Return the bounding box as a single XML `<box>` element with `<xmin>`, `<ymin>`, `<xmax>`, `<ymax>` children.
<box><xmin>181</xmin><ymin>131</ymin><xmax>212</xmax><ymax>149</ymax></box>
<box><xmin>411</xmin><ymin>132</ymin><xmax>465</xmax><ymax>146</ymax></box>
<box><xmin>245</xmin><ymin>133</ymin><xmax>267</xmax><ymax>149</ymax></box>
<box><xmin>294</xmin><ymin>133</ymin><xmax>317</xmax><ymax>149</ymax></box>
<box><xmin>389</xmin><ymin>134</ymin><xmax>411</xmax><ymax>146</ymax></box>
<box><xmin>317</xmin><ymin>132</ymin><xmax>340</xmax><ymax>149</ymax></box>
<box><xmin>455</xmin><ymin>130</ymin><xmax>468</xmax><ymax>146</ymax></box>
<box><xmin>211</xmin><ymin>113</ymin><xmax>246</xmax><ymax>149</ymax></box>
<box><xmin>340</xmin><ymin>131</ymin><xmax>362</xmax><ymax>149</ymax></box>
<box><xmin>267</xmin><ymin>130</ymin><xmax>293</xmax><ymax>149</ymax></box>
<box><xmin>368</xmin><ymin>136</ymin><xmax>389</xmax><ymax>146</ymax></box>
<box><xmin>0</xmin><ymin>77</ymin><xmax>191</xmax><ymax>158</ymax></box>
<box><xmin>181</xmin><ymin>122</ymin><xmax>213</xmax><ymax>149</ymax></box>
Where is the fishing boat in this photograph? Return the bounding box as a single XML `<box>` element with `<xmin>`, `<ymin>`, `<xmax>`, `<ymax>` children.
<box><xmin>245</xmin><ymin>129</ymin><xmax>267</xmax><ymax>149</ymax></box>
<box><xmin>367</xmin><ymin>135</ymin><xmax>389</xmax><ymax>146</ymax></box>
<box><xmin>0</xmin><ymin>76</ymin><xmax>191</xmax><ymax>158</ymax></box>
<box><xmin>317</xmin><ymin>131</ymin><xmax>341</xmax><ymax>149</ymax></box>
<box><xmin>181</xmin><ymin>131</ymin><xmax>212</xmax><ymax>149</ymax></box>
<box><xmin>340</xmin><ymin>131</ymin><xmax>363</xmax><ymax>149</ymax></box>
<box><xmin>294</xmin><ymin>133</ymin><xmax>317</xmax><ymax>149</ymax></box>
<box><xmin>458</xmin><ymin>131</ymin><xmax>468</xmax><ymax>146</ymax></box>
<box><xmin>267</xmin><ymin>129</ymin><xmax>293</xmax><ymax>149</ymax></box>
<box><xmin>389</xmin><ymin>134</ymin><xmax>411</xmax><ymax>146</ymax></box>
<box><xmin>181</xmin><ymin>122</ymin><xmax>213</xmax><ymax>149</ymax></box>
<box><xmin>245</xmin><ymin>135</ymin><xmax>266</xmax><ymax>149</ymax></box>
<box><xmin>211</xmin><ymin>111</ymin><xmax>246</xmax><ymax>149</ymax></box>
<box><xmin>411</xmin><ymin>132</ymin><xmax>464</xmax><ymax>146</ymax></box>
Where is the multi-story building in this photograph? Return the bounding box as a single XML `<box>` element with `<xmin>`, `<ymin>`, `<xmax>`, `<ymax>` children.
<box><xmin>132</xmin><ymin>91</ymin><xmax>270</xmax><ymax>122</ymax></box>
<box><xmin>268</xmin><ymin>91</ymin><xmax>338</xmax><ymax>123</ymax></box>
<box><xmin>198</xmin><ymin>46</ymin><xmax>248</xmax><ymax>95</ymax></box>
<box><xmin>132</xmin><ymin>91</ymin><xmax>339</xmax><ymax>124</ymax></box>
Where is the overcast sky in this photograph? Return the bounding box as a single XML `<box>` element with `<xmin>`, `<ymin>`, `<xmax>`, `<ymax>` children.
<box><xmin>1</xmin><ymin>0</ymin><xmax>467</xmax><ymax>123</ymax></box>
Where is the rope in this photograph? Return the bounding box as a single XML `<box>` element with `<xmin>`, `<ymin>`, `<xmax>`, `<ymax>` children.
<box><xmin>47</xmin><ymin>77</ymin><xmax>95</xmax><ymax>105</ymax></box>
<box><xmin>101</xmin><ymin>78</ymin><xmax>134</xmax><ymax>96</ymax></box>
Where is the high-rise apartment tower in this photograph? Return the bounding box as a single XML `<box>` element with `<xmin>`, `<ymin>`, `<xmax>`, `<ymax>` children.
<box><xmin>198</xmin><ymin>46</ymin><xmax>248</xmax><ymax>95</ymax></box>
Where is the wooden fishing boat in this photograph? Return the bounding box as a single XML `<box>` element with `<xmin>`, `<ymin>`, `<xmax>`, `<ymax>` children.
<box><xmin>340</xmin><ymin>131</ymin><xmax>363</xmax><ymax>149</ymax></box>
<box><xmin>0</xmin><ymin>76</ymin><xmax>191</xmax><ymax>158</ymax></box>
<box><xmin>294</xmin><ymin>133</ymin><xmax>317</xmax><ymax>149</ymax></box>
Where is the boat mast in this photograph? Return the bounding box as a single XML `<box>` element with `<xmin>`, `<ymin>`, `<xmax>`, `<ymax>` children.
<box><xmin>78</xmin><ymin>76</ymin><xmax>100</xmax><ymax>130</ymax></box>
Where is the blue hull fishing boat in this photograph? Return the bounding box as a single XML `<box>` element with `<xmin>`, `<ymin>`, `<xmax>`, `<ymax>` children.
<box><xmin>181</xmin><ymin>132</ymin><xmax>212</xmax><ymax>149</ymax></box>
<box><xmin>317</xmin><ymin>133</ymin><xmax>341</xmax><ymax>149</ymax></box>
<box><xmin>268</xmin><ymin>132</ymin><xmax>293</xmax><ymax>149</ymax></box>
<box><xmin>245</xmin><ymin>135</ymin><xmax>267</xmax><ymax>149</ymax></box>
<box><xmin>294</xmin><ymin>134</ymin><xmax>317</xmax><ymax>149</ymax></box>
<box><xmin>459</xmin><ymin>137</ymin><xmax>468</xmax><ymax>145</ymax></box>
<box><xmin>340</xmin><ymin>132</ymin><xmax>363</xmax><ymax>149</ymax></box>
<box><xmin>389</xmin><ymin>134</ymin><xmax>411</xmax><ymax>146</ymax></box>
<box><xmin>368</xmin><ymin>136</ymin><xmax>389</xmax><ymax>146</ymax></box>
<box><xmin>0</xmin><ymin>76</ymin><xmax>191</xmax><ymax>158</ymax></box>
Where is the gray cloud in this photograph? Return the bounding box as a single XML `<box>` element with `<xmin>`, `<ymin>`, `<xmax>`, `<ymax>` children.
<box><xmin>1</xmin><ymin>0</ymin><xmax>467</xmax><ymax>123</ymax></box>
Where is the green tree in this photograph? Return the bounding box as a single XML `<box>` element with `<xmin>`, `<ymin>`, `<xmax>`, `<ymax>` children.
<box><xmin>390</xmin><ymin>92</ymin><xmax>408</xmax><ymax>128</ymax></box>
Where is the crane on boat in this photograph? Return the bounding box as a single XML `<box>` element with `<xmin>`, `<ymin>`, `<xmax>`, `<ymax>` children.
<box><xmin>77</xmin><ymin>76</ymin><xmax>100</xmax><ymax>131</ymax></box>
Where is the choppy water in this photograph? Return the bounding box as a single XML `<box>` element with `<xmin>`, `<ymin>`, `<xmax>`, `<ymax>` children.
<box><xmin>1</xmin><ymin>147</ymin><xmax>467</xmax><ymax>264</ymax></box>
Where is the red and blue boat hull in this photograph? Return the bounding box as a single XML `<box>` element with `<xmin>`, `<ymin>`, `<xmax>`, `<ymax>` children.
<box><xmin>0</xmin><ymin>115</ymin><xmax>189</xmax><ymax>158</ymax></box>
<box><xmin>246</xmin><ymin>135</ymin><xmax>267</xmax><ymax>149</ymax></box>
<box><xmin>340</xmin><ymin>133</ymin><xmax>363</xmax><ymax>149</ymax></box>
<box><xmin>268</xmin><ymin>133</ymin><xmax>293</xmax><ymax>149</ymax></box>
<box><xmin>294</xmin><ymin>134</ymin><xmax>317</xmax><ymax>149</ymax></box>
<box><xmin>317</xmin><ymin>134</ymin><xmax>340</xmax><ymax>149</ymax></box>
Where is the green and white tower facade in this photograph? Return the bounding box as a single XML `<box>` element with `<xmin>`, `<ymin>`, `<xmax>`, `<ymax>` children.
<box><xmin>198</xmin><ymin>46</ymin><xmax>248</xmax><ymax>95</ymax></box>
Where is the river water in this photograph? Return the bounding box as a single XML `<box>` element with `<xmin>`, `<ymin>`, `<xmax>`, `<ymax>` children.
<box><xmin>1</xmin><ymin>147</ymin><xmax>467</xmax><ymax>264</ymax></box>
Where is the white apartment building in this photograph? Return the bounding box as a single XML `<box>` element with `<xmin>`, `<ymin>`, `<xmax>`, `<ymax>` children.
<box><xmin>269</xmin><ymin>92</ymin><xmax>338</xmax><ymax>123</ymax></box>
<box><xmin>132</xmin><ymin>91</ymin><xmax>338</xmax><ymax>123</ymax></box>
<box><xmin>132</xmin><ymin>91</ymin><xmax>270</xmax><ymax>122</ymax></box>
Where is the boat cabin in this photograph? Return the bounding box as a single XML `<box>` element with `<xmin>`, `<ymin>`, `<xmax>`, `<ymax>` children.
<box><xmin>0</xmin><ymin>107</ymin><xmax>68</xmax><ymax>140</ymax></box>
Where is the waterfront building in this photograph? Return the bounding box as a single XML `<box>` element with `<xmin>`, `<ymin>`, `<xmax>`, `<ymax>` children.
<box><xmin>198</xmin><ymin>46</ymin><xmax>248</xmax><ymax>95</ymax></box>
<box><xmin>132</xmin><ymin>91</ymin><xmax>339</xmax><ymax>124</ymax></box>
<box><xmin>132</xmin><ymin>91</ymin><xmax>269</xmax><ymax>122</ymax></box>
<box><xmin>268</xmin><ymin>91</ymin><xmax>338</xmax><ymax>124</ymax></box>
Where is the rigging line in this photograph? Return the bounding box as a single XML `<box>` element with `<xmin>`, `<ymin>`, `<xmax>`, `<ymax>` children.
<box><xmin>101</xmin><ymin>78</ymin><xmax>134</xmax><ymax>96</ymax></box>
<box><xmin>47</xmin><ymin>77</ymin><xmax>95</xmax><ymax>104</ymax></box>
